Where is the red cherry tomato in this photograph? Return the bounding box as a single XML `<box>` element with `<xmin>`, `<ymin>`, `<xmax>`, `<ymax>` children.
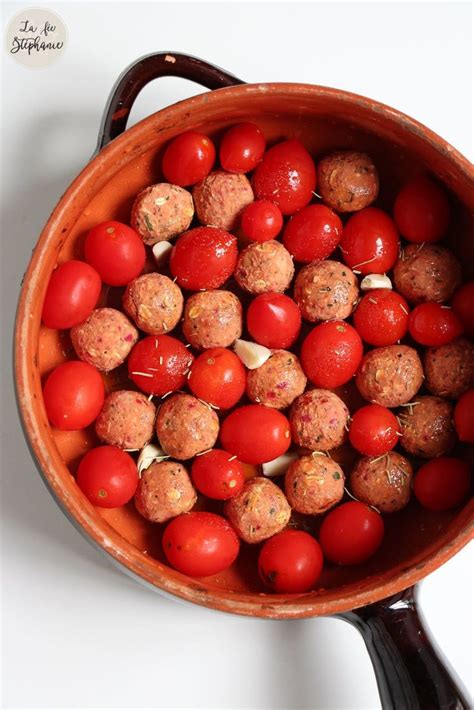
<box><xmin>127</xmin><ymin>335</ymin><xmax>194</xmax><ymax>396</ymax></box>
<box><xmin>354</xmin><ymin>289</ymin><xmax>409</xmax><ymax>346</ymax></box>
<box><xmin>319</xmin><ymin>502</ymin><xmax>384</xmax><ymax>565</ymax></box>
<box><xmin>220</xmin><ymin>122</ymin><xmax>266</xmax><ymax>173</ymax></box>
<box><xmin>283</xmin><ymin>204</ymin><xmax>343</xmax><ymax>262</ymax></box>
<box><xmin>258</xmin><ymin>530</ymin><xmax>323</xmax><ymax>593</ymax></box>
<box><xmin>408</xmin><ymin>302</ymin><xmax>463</xmax><ymax>347</ymax></box>
<box><xmin>84</xmin><ymin>221</ymin><xmax>145</xmax><ymax>287</ymax></box>
<box><xmin>162</xmin><ymin>130</ymin><xmax>215</xmax><ymax>186</ymax></box>
<box><xmin>394</xmin><ymin>176</ymin><xmax>450</xmax><ymax>243</ymax></box>
<box><xmin>454</xmin><ymin>389</ymin><xmax>474</xmax><ymax>444</ymax></box>
<box><xmin>247</xmin><ymin>293</ymin><xmax>302</xmax><ymax>349</ymax></box>
<box><xmin>162</xmin><ymin>512</ymin><xmax>240</xmax><ymax>577</ymax></box>
<box><xmin>188</xmin><ymin>347</ymin><xmax>246</xmax><ymax>409</ymax></box>
<box><xmin>340</xmin><ymin>208</ymin><xmax>399</xmax><ymax>274</ymax></box>
<box><xmin>42</xmin><ymin>261</ymin><xmax>101</xmax><ymax>329</ymax></box>
<box><xmin>240</xmin><ymin>200</ymin><xmax>283</xmax><ymax>242</ymax></box>
<box><xmin>413</xmin><ymin>458</ymin><xmax>471</xmax><ymax>511</ymax></box>
<box><xmin>252</xmin><ymin>139</ymin><xmax>316</xmax><ymax>215</ymax></box>
<box><xmin>76</xmin><ymin>446</ymin><xmax>138</xmax><ymax>508</ymax></box>
<box><xmin>349</xmin><ymin>404</ymin><xmax>399</xmax><ymax>456</ymax></box>
<box><xmin>451</xmin><ymin>282</ymin><xmax>474</xmax><ymax>337</ymax></box>
<box><xmin>220</xmin><ymin>405</ymin><xmax>291</xmax><ymax>464</ymax></box>
<box><xmin>43</xmin><ymin>361</ymin><xmax>104</xmax><ymax>430</ymax></box>
<box><xmin>300</xmin><ymin>321</ymin><xmax>363</xmax><ymax>388</ymax></box>
<box><xmin>191</xmin><ymin>449</ymin><xmax>245</xmax><ymax>500</ymax></box>
<box><xmin>170</xmin><ymin>227</ymin><xmax>238</xmax><ymax>290</ymax></box>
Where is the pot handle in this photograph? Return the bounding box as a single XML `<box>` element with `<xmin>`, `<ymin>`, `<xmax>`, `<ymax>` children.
<box><xmin>337</xmin><ymin>585</ymin><xmax>471</xmax><ymax>709</ymax></box>
<box><xmin>97</xmin><ymin>52</ymin><xmax>244</xmax><ymax>151</ymax></box>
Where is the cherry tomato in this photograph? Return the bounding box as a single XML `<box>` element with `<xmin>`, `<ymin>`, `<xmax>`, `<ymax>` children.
<box><xmin>43</xmin><ymin>361</ymin><xmax>104</xmax><ymax>430</ymax></box>
<box><xmin>394</xmin><ymin>176</ymin><xmax>450</xmax><ymax>243</ymax></box>
<box><xmin>300</xmin><ymin>321</ymin><xmax>363</xmax><ymax>388</ymax></box>
<box><xmin>76</xmin><ymin>446</ymin><xmax>138</xmax><ymax>508</ymax></box>
<box><xmin>188</xmin><ymin>347</ymin><xmax>246</xmax><ymax>409</ymax></box>
<box><xmin>349</xmin><ymin>404</ymin><xmax>399</xmax><ymax>456</ymax></box>
<box><xmin>191</xmin><ymin>449</ymin><xmax>245</xmax><ymax>500</ymax></box>
<box><xmin>252</xmin><ymin>139</ymin><xmax>316</xmax><ymax>215</ymax></box>
<box><xmin>220</xmin><ymin>122</ymin><xmax>266</xmax><ymax>173</ymax></box>
<box><xmin>258</xmin><ymin>530</ymin><xmax>323</xmax><ymax>593</ymax></box>
<box><xmin>319</xmin><ymin>502</ymin><xmax>384</xmax><ymax>565</ymax></box>
<box><xmin>84</xmin><ymin>221</ymin><xmax>146</xmax><ymax>287</ymax></box>
<box><xmin>340</xmin><ymin>208</ymin><xmax>399</xmax><ymax>274</ymax></box>
<box><xmin>246</xmin><ymin>293</ymin><xmax>302</xmax><ymax>349</ymax></box>
<box><xmin>283</xmin><ymin>204</ymin><xmax>343</xmax><ymax>263</ymax></box>
<box><xmin>413</xmin><ymin>458</ymin><xmax>471</xmax><ymax>511</ymax></box>
<box><xmin>163</xmin><ymin>512</ymin><xmax>240</xmax><ymax>577</ymax></box>
<box><xmin>452</xmin><ymin>282</ymin><xmax>474</xmax><ymax>337</ymax></box>
<box><xmin>240</xmin><ymin>200</ymin><xmax>283</xmax><ymax>242</ymax></box>
<box><xmin>408</xmin><ymin>302</ymin><xmax>463</xmax><ymax>347</ymax></box>
<box><xmin>454</xmin><ymin>389</ymin><xmax>474</xmax><ymax>444</ymax></box>
<box><xmin>162</xmin><ymin>130</ymin><xmax>215</xmax><ymax>186</ymax></box>
<box><xmin>42</xmin><ymin>261</ymin><xmax>101</xmax><ymax>329</ymax></box>
<box><xmin>354</xmin><ymin>289</ymin><xmax>409</xmax><ymax>346</ymax></box>
<box><xmin>170</xmin><ymin>227</ymin><xmax>238</xmax><ymax>290</ymax></box>
<box><xmin>220</xmin><ymin>405</ymin><xmax>291</xmax><ymax>464</ymax></box>
<box><xmin>127</xmin><ymin>335</ymin><xmax>194</xmax><ymax>396</ymax></box>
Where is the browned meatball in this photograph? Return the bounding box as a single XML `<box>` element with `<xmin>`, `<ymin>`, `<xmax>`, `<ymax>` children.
<box><xmin>135</xmin><ymin>461</ymin><xmax>196</xmax><ymax>523</ymax></box>
<box><xmin>246</xmin><ymin>351</ymin><xmax>307</xmax><ymax>409</ymax></box>
<box><xmin>193</xmin><ymin>170</ymin><xmax>254</xmax><ymax>230</ymax></box>
<box><xmin>290</xmin><ymin>389</ymin><xmax>349</xmax><ymax>451</ymax></box>
<box><xmin>393</xmin><ymin>244</ymin><xmax>462</xmax><ymax>304</ymax></box>
<box><xmin>95</xmin><ymin>390</ymin><xmax>156</xmax><ymax>449</ymax></box>
<box><xmin>123</xmin><ymin>272</ymin><xmax>183</xmax><ymax>335</ymax></box>
<box><xmin>235</xmin><ymin>240</ymin><xmax>294</xmax><ymax>294</ymax></box>
<box><xmin>317</xmin><ymin>151</ymin><xmax>379</xmax><ymax>212</ymax></box>
<box><xmin>156</xmin><ymin>393</ymin><xmax>219</xmax><ymax>460</ymax></box>
<box><xmin>182</xmin><ymin>290</ymin><xmax>242</xmax><ymax>349</ymax></box>
<box><xmin>70</xmin><ymin>308</ymin><xmax>138</xmax><ymax>372</ymax></box>
<box><xmin>285</xmin><ymin>455</ymin><xmax>344</xmax><ymax>514</ymax></box>
<box><xmin>294</xmin><ymin>260</ymin><xmax>359</xmax><ymax>321</ymax></box>
<box><xmin>131</xmin><ymin>183</ymin><xmax>194</xmax><ymax>244</ymax></box>
<box><xmin>350</xmin><ymin>452</ymin><xmax>413</xmax><ymax>513</ymax></box>
<box><xmin>224</xmin><ymin>477</ymin><xmax>291</xmax><ymax>543</ymax></box>
<box><xmin>424</xmin><ymin>338</ymin><xmax>474</xmax><ymax>400</ymax></box>
<box><xmin>398</xmin><ymin>396</ymin><xmax>455</xmax><ymax>458</ymax></box>
<box><xmin>356</xmin><ymin>345</ymin><xmax>424</xmax><ymax>407</ymax></box>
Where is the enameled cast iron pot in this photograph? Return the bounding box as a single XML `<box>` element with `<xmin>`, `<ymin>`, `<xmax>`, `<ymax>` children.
<box><xmin>15</xmin><ymin>53</ymin><xmax>473</xmax><ymax>709</ymax></box>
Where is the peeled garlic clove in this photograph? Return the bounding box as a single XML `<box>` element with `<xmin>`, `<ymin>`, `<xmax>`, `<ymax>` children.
<box><xmin>137</xmin><ymin>442</ymin><xmax>169</xmax><ymax>475</ymax></box>
<box><xmin>360</xmin><ymin>273</ymin><xmax>392</xmax><ymax>291</ymax></box>
<box><xmin>152</xmin><ymin>241</ymin><xmax>173</xmax><ymax>267</ymax></box>
<box><xmin>233</xmin><ymin>339</ymin><xmax>271</xmax><ymax>370</ymax></box>
<box><xmin>262</xmin><ymin>451</ymin><xmax>299</xmax><ymax>478</ymax></box>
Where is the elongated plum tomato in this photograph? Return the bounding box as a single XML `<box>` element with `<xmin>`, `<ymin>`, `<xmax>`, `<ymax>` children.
<box><xmin>349</xmin><ymin>404</ymin><xmax>399</xmax><ymax>456</ymax></box>
<box><xmin>240</xmin><ymin>200</ymin><xmax>284</xmax><ymax>242</ymax></box>
<box><xmin>246</xmin><ymin>293</ymin><xmax>302</xmax><ymax>349</ymax></box>
<box><xmin>354</xmin><ymin>289</ymin><xmax>409</xmax><ymax>346</ymax></box>
<box><xmin>162</xmin><ymin>130</ymin><xmax>215</xmax><ymax>186</ymax></box>
<box><xmin>43</xmin><ymin>360</ymin><xmax>104</xmax><ymax>430</ymax></box>
<box><xmin>283</xmin><ymin>204</ymin><xmax>343</xmax><ymax>262</ymax></box>
<box><xmin>220</xmin><ymin>405</ymin><xmax>291</xmax><ymax>464</ymax></box>
<box><xmin>413</xmin><ymin>458</ymin><xmax>471</xmax><ymax>511</ymax></box>
<box><xmin>319</xmin><ymin>502</ymin><xmax>384</xmax><ymax>565</ymax></box>
<box><xmin>42</xmin><ymin>260</ymin><xmax>101</xmax><ymax>329</ymax></box>
<box><xmin>454</xmin><ymin>389</ymin><xmax>474</xmax><ymax>444</ymax></box>
<box><xmin>451</xmin><ymin>282</ymin><xmax>474</xmax><ymax>337</ymax></box>
<box><xmin>259</xmin><ymin>530</ymin><xmax>323</xmax><ymax>593</ymax></box>
<box><xmin>394</xmin><ymin>176</ymin><xmax>450</xmax><ymax>243</ymax></box>
<box><xmin>84</xmin><ymin>221</ymin><xmax>146</xmax><ymax>287</ymax></box>
<box><xmin>408</xmin><ymin>302</ymin><xmax>463</xmax><ymax>346</ymax></box>
<box><xmin>300</xmin><ymin>321</ymin><xmax>363</xmax><ymax>388</ymax></box>
<box><xmin>188</xmin><ymin>347</ymin><xmax>246</xmax><ymax>409</ymax></box>
<box><xmin>76</xmin><ymin>446</ymin><xmax>138</xmax><ymax>508</ymax></box>
<box><xmin>191</xmin><ymin>449</ymin><xmax>245</xmax><ymax>500</ymax></box>
<box><xmin>339</xmin><ymin>207</ymin><xmax>399</xmax><ymax>274</ymax></box>
<box><xmin>252</xmin><ymin>139</ymin><xmax>316</xmax><ymax>215</ymax></box>
<box><xmin>127</xmin><ymin>335</ymin><xmax>194</xmax><ymax>396</ymax></box>
<box><xmin>163</xmin><ymin>512</ymin><xmax>240</xmax><ymax>577</ymax></box>
<box><xmin>170</xmin><ymin>227</ymin><xmax>238</xmax><ymax>290</ymax></box>
<box><xmin>220</xmin><ymin>122</ymin><xmax>266</xmax><ymax>173</ymax></box>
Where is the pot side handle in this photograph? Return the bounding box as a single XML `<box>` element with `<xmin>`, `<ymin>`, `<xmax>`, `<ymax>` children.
<box><xmin>96</xmin><ymin>51</ymin><xmax>244</xmax><ymax>151</ymax></box>
<box><xmin>336</xmin><ymin>585</ymin><xmax>471</xmax><ymax>709</ymax></box>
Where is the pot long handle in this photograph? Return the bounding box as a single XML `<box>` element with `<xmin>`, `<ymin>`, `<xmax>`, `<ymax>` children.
<box><xmin>97</xmin><ymin>51</ymin><xmax>244</xmax><ymax>151</ymax></box>
<box><xmin>337</xmin><ymin>585</ymin><xmax>471</xmax><ymax>709</ymax></box>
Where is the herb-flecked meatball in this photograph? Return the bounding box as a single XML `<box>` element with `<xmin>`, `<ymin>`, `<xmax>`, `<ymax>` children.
<box><xmin>193</xmin><ymin>170</ymin><xmax>254</xmax><ymax>230</ymax></box>
<box><xmin>224</xmin><ymin>477</ymin><xmax>291</xmax><ymax>544</ymax></box>
<box><xmin>398</xmin><ymin>396</ymin><xmax>455</xmax><ymax>458</ymax></box>
<box><xmin>350</xmin><ymin>451</ymin><xmax>413</xmax><ymax>513</ymax></box>
<box><xmin>95</xmin><ymin>390</ymin><xmax>156</xmax><ymax>449</ymax></box>
<box><xmin>317</xmin><ymin>151</ymin><xmax>379</xmax><ymax>213</ymax></box>
<box><xmin>290</xmin><ymin>389</ymin><xmax>349</xmax><ymax>451</ymax></box>
<box><xmin>135</xmin><ymin>461</ymin><xmax>196</xmax><ymax>523</ymax></box>
<box><xmin>131</xmin><ymin>183</ymin><xmax>194</xmax><ymax>244</ymax></box>
<box><xmin>393</xmin><ymin>244</ymin><xmax>462</xmax><ymax>304</ymax></box>
<box><xmin>123</xmin><ymin>272</ymin><xmax>183</xmax><ymax>335</ymax></box>
<box><xmin>156</xmin><ymin>393</ymin><xmax>219</xmax><ymax>460</ymax></box>
<box><xmin>182</xmin><ymin>290</ymin><xmax>242</xmax><ymax>350</ymax></box>
<box><xmin>70</xmin><ymin>308</ymin><xmax>138</xmax><ymax>372</ymax></box>
<box><xmin>246</xmin><ymin>350</ymin><xmax>307</xmax><ymax>409</ymax></box>
<box><xmin>356</xmin><ymin>345</ymin><xmax>424</xmax><ymax>407</ymax></box>
<box><xmin>294</xmin><ymin>259</ymin><xmax>359</xmax><ymax>321</ymax></box>
<box><xmin>235</xmin><ymin>240</ymin><xmax>294</xmax><ymax>294</ymax></box>
<box><xmin>424</xmin><ymin>338</ymin><xmax>474</xmax><ymax>400</ymax></box>
<box><xmin>285</xmin><ymin>455</ymin><xmax>344</xmax><ymax>514</ymax></box>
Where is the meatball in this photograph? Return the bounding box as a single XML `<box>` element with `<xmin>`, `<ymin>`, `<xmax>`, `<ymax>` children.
<box><xmin>290</xmin><ymin>389</ymin><xmax>349</xmax><ymax>451</ymax></box>
<box><xmin>235</xmin><ymin>240</ymin><xmax>294</xmax><ymax>294</ymax></box>
<box><xmin>350</xmin><ymin>451</ymin><xmax>413</xmax><ymax>513</ymax></box>
<box><xmin>95</xmin><ymin>390</ymin><xmax>156</xmax><ymax>449</ymax></box>
<box><xmin>317</xmin><ymin>151</ymin><xmax>379</xmax><ymax>213</ymax></box>
<box><xmin>294</xmin><ymin>260</ymin><xmax>359</xmax><ymax>321</ymax></box>
<box><xmin>285</xmin><ymin>454</ymin><xmax>344</xmax><ymax>515</ymax></box>
<box><xmin>424</xmin><ymin>338</ymin><xmax>474</xmax><ymax>400</ymax></box>
<box><xmin>393</xmin><ymin>244</ymin><xmax>462</xmax><ymax>304</ymax></box>
<box><xmin>356</xmin><ymin>345</ymin><xmax>424</xmax><ymax>407</ymax></box>
<box><xmin>70</xmin><ymin>308</ymin><xmax>138</xmax><ymax>371</ymax></box>
<box><xmin>156</xmin><ymin>393</ymin><xmax>219</xmax><ymax>460</ymax></box>
<box><xmin>135</xmin><ymin>461</ymin><xmax>196</xmax><ymax>523</ymax></box>
<box><xmin>224</xmin><ymin>477</ymin><xmax>291</xmax><ymax>544</ymax></box>
<box><xmin>193</xmin><ymin>170</ymin><xmax>254</xmax><ymax>230</ymax></box>
<box><xmin>182</xmin><ymin>290</ymin><xmax>242</xmax><ymax>350</ymax></box>
<box><xmin>131</xmin><ymin>183</ymin><xmax>194</xmax><ymax>244</ymax></box>
<box><xmin>246</xmin><ymin>351</ymin><xmax>307</xmax><ymax>409</ymax></box>
<box><xmin>398</xmin><ymin>396</ymin><xmax>455</xmax><ymax>458</ymax></box>
<box><xmin>123</xmin><ymin>272</ymin><xmax>183</xmax><ymax>335</ymax></box>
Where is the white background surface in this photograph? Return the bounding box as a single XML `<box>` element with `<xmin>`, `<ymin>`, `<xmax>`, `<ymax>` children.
<box><xmin>1</xmin><ymin>1</ymin><xmax>473</xmax><ymax>708</ymax></box>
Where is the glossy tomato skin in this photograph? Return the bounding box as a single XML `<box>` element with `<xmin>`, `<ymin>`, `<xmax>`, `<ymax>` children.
<box><xmin>340</xmin><ymin>208</ymin><xmax>399</xmax><ymax>274</ymax></box>
<box><xmin>127</xmin><ymin>335</ymin><xmax>194</xmax><ymax>396</ymax></box>
<box><xmin>319</xmin><ymin>502</ymin><xmax>384</xmax><ymax>565</ymax></box>
<box><xmin>162</xmin><ymin>512</ymin><xmax>240</xmax><ymax>577</ymax></box>
<box><xmin>42</xmin><ymin>261</ymin><xmax>102</xmax><ymax>329</ymax></box>
<box><xmin>258</xmin><ymin>530</ymin><xmax>324</xmax><ymax>593</ymax></box>
<box><xmin>408</xmin><ymin>302</ymin><xmax>463</xmax><ymax>346</ymax></box>
<box><xmin>191</xmin><ymin>449</ymin><xmax>245</xmax><ymax>500</ymax></box>
<box><xmin>84</xmin><ymin>221</ymin><xmax>146</xmax><ymax>287</ymax></box>
<box><xmin>220</xmin><ymin>122</ymin><xmax>266</xmax><ymax>173</ymax></box>
<box><xmin>220</xmin><ymin>405</ymin><xmax>291</xmax><ymax>464</ymax></box>
<box><xmin>162</xmin><ymin>131</ymin><xmax>215</xmax><ymax>186</ymax></box>
<box><xmin>349</xmin><ymin>404</ymin><xmax>399</xmax><ymax>456</ymax></box>
<box><xmin>454</xmin><ymin>389</ymin><xmax>474</xmax><ymax>444</ymax></box>
<box><xmin>240</xmin><ymin>200</ymin><xmax>284</xmax><ymax>242</ymax></box>
<box><xmin>413</xmin><ymin>458</ymin><xmax>471</xmax><ymax>511</ymax></box>
<box><xmin>170</xmin><ymin>227</ymin><xmax>238</xmax><ymax>290</ymax></box>
<box><xmin>354</xmin><ymin>289</ymin><xmax>409</xmax><ymax>346</ymax></box>
<box><xmin>252</xmin><ymin>139</ymin><xmax>316</xmax><ymax>215</ymax></box>
<box><xmin>188</xmin><ymin>347</ymin><xmax>246</xmax><ymax>409</ymax></box>
<box><xmin>451</xmin><ymin>282</ymin><xmax>474</xmax><ymax>337</ymax></box>
<box><xmin>394</xmin><ymin>176</ymin><xmax>450</xmax><ymax>243</ymax></box>
<box><xmin>300</xmin><ymin>321</ymin><xmax>363</xmax><ymax>388</ymax></box>
<box><xmin>246</xmin><ymin>293</ymin><xmax>302</xmax><ymax>349</ymax></box>
<box><xmin>76</xmin><ymin>446</ymin><xmax>138</xmax><ymax>508</ymax></box>
<box><xmin>283</xmin><ymin>204</ymin><xmax>343</xmax><ymax>262</ymax></box>
<box><xmin>43</xmin><ymin>361</ymin><xmax>104</xmax><ymax>430</ymax></box>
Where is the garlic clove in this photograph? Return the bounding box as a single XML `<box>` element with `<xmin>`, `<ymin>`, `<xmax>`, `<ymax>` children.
<box><xmin>360</xmin><ymin>273</ymin><xmax>392</xmax><ymax>291</ymax></box>
<box><xmin>233</xmin><ymin>339</ymin><xmax>272</xmax><ymax>370</ymax></box>
<box><xmin>262</xmin><ymin>451</ymin><xmax>299</xmax><ymax>478</ymax></box>
<box><xmin>152</xmin><ymin>241</ymin><xmax>173</xmax><ymax>267</ymax></box>
<box><xmin>137</xmin><ymin>442</ymin><xmax>169</xmax><ymax>476</ymax></box>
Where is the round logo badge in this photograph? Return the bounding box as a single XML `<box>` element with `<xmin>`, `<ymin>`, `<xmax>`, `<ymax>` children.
<box><xmin>5</xmin><ymin>8</ymin><xmax>67</xmax><ymax>68</ymax></box>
